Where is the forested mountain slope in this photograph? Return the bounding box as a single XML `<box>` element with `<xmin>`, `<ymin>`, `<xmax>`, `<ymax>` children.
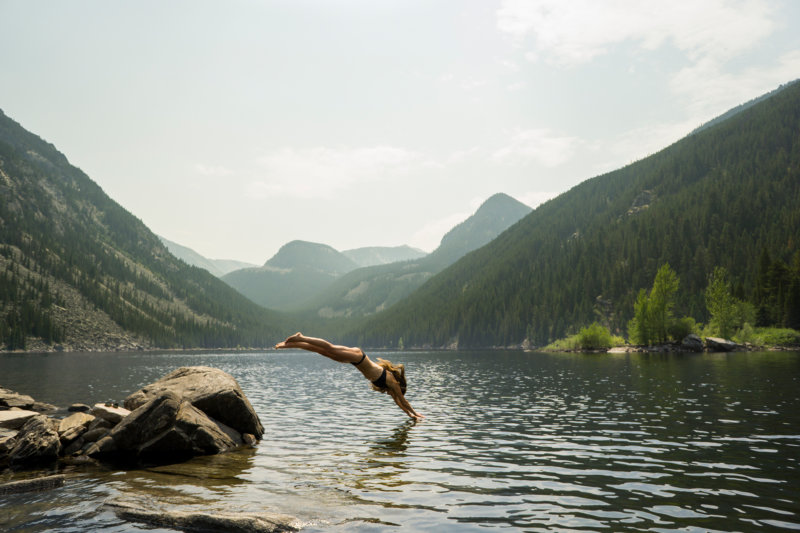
<box><xmin>296</xmin><ymin>193</ymin><xmax>532</xmax><ymax>319</ymax></box>
<box><xmin>345</xmin><ymin>81</ymin><xmax>800</xmax><ymax>349</ymax></box>
<box><xmin>0</xmin><ymin>109</ymin><xmax>285</xmax><ymax>350</ymax></box>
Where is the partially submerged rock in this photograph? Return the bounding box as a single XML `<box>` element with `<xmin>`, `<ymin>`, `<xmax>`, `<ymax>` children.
<box><xmin>87</xmin><ymin>390</ymin><xmax>242</xmax><ymax>460</ymax></box>
<box><xmin>125</xmin><ymin>366</ymin><xmax>264</xmax><ymax>438</ymax></box>
<box><xmin>106</xmin><ymin>501</ymin><xmax>301</xmax><ymax>533</ymax></box>
<box><xmin>0</xmin><ymin>474</ymin><xmax>65</xmax><ymax>495</ymax></box>
<box><xmin>3</xmin><ymin>366</ymin><xmax>264</xmax><ymax>470</ymax></box>
<box><xmin>705</xmin><ymin>337</ymin><xmax>741</xmax><ymax>352</ymax></box>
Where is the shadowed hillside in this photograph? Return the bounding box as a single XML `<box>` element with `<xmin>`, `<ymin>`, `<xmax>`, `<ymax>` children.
<box><xmin>0</xmin><ymin>109</ymin><xmax>285</xmax><ymax>350</ymax></box>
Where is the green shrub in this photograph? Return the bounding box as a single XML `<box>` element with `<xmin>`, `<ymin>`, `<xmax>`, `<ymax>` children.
<box><xmin>750</xmin><ymin>327</ymin><xmax>800</xmax><ymax>346</ymax></box>
<box><xmin>545</xmin><ymin>323</ymin><xmax>625</xmax><ymax>351</ymax></box>
<box><xmin>577</xmin><ymin>322</ymin><xmax>613</xmax><ymax>350</ymax></box>
<box><xmin>734</xmin><ymin>323</ymin><xmax>756</xmax><ymax>344</ymax></box>
<box><xmin>544</xmin><ymin>335</ymin><xmax>580</xmax><ymax>351</ymax></box>
<box><xmin>668</xmin><ymin>316</ymin><xmax>699</xmax><ymax>341</ymax></box>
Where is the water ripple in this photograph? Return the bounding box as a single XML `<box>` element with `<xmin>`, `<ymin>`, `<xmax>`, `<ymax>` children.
<box><xmin>1</xmin><ymin>350</ymin><xmax>799</xmax><ymax>531</ymax></box>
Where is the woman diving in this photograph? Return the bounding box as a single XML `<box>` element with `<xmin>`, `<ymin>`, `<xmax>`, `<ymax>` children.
<box><xmin>275</xmin><ymin>333</ymin><xmax>424</xmax><ymax>420</ymax></box>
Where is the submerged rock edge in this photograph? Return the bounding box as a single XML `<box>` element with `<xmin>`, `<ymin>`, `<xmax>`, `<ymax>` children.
<box><xmin>105</xmin><ymin>501</ymin><xmax>302</xmax><ymax>533</ymax></box>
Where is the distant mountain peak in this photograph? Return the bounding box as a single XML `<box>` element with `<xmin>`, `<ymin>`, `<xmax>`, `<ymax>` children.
<box><xmin>432</xmin><ymin>193</ymin><xmax>532</xmax><ymax>263</ymax></box>
<box><xmin>159</xmin><ymin>236</ymin><xmax>256</xmax><ymax>277</ymax></box>
<box><xmin>296</xmin><ymin>192</ymin><xmax>534</xmax><ymax>318</ymax></box>
<box><xmin>265</xmin><ymin>240</ymin><xmax>358</xmax><ymax>274</ymax></box>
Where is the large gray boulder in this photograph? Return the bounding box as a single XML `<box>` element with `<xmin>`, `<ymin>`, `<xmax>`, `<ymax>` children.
<box><xmin>1</xmin><ymin>414</ymin><xmax>61</xmax><ymax>466</ymax></box>
<box><xmin>87</xmin><ymin>390</ymin><xmax>242</xmax><ymax>460</ymax></box>
<box><xmin>681</xmin><ymin>334</ymin><xmax>704</xmax><ymax>352</ymax></box>
<box><xmin>705</xmin><ymin>337</ymin><xmax>740</xmax><ymax>352</ymax></box>
<box><xmin>124</xmin><ymin>366</ymin><xmax>263</xmax><ymax>438</ymax></box>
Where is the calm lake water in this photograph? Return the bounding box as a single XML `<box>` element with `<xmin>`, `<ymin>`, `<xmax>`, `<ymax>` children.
<box><xmin>1</xmin><ymin>349</ymin><xmax>799</xmax><ymax>532</ymax></box>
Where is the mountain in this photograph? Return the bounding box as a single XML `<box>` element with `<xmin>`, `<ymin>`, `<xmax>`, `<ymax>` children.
<box><xmin>296</xmin><ymin>193</ymin><xmax>532</xmax><ymax>319</ymax></box>
<box><xmin>343</xmin><ymin>245</ymin><xmax>426</xmax><ymax>268</ymax></box>
<box><xmin>425</xmin><ymin>193</ymin><xmax>533</xmax><ymax>269</ymax></box>
<box><xmin>221</xmin><ymin>240</ymin><xmax>358</xmax><ymax>310</ymax></box>
<box><xmin>343</xmin><ymin>81</ymin><xmax>800</xmax><ymax>349</ymax></box>
<box><xmin>0</xmin><ymin>109</ymin><xmax>285</xmax><ymax>351</ymax></box>
<box><xmin>159</xmin><ymin>236</ymin><xmax>256</xmax><ymax>277</ymax></box>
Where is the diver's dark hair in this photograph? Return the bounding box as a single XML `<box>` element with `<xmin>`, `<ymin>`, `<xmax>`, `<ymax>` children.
<box><xmin>373</xmin><ymin>358</ymin><xmax>406</xmax><ymax>395</ymax></box>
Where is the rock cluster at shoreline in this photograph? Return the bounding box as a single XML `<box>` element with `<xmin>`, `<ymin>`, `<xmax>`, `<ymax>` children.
<box><xmin>1</xmin><ymin>367</ymin><xmax>304</xmax><ymax>531</ymax></box>
<box><xmin>1</xmin><ymin>366</ymin><xmax>263</xmax><ymax>470</ymax></box>
<box><xmin>608</xmin><ymin>334</ymin><xmax>757</xmax><ymax>353</ymax></box>
<box><xmin>543</xmin><ymin>333</ymin><xmax>790</xmax><ymax>354</ymax></box>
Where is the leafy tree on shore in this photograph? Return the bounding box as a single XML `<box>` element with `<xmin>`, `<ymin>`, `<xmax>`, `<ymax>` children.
<box><xmin>706</xmin><ymin>266</ymin><xmax>756</xmax><ymax>339</ymax></box>
<box><xmin>628</xmin><ymin>264</ymin><xmax>680</xmax><ymax>345</ymax></box>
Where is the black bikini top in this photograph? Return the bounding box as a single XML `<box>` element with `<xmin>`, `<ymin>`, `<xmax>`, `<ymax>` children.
<box><xmin>351</xmin><ymin>352</ymin><xmax>367</xmax><ymax>366</ymax></box>
<box><xmin>371</xmin><ymin>368</ymin><xmax>388</xmax><ymax>389</ymax></box>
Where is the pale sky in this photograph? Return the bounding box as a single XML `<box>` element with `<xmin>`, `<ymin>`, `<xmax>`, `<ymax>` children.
<box><xmin>2</xmin><ymin>1</ymin><xmax>799</xmax><ymax>264</ymax></box>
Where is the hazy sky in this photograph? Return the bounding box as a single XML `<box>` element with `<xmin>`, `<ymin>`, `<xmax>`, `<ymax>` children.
<box><xmin>2</xmin><ymin>1</ymin><xmax>799</xmax><ymax>264</ymax></box>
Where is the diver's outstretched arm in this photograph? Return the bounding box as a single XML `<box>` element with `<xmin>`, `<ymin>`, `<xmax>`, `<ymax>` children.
<box><xmin>386</xmin><ymin>376</ymin><xmax>425</xmax><ymax>420</ymax></box>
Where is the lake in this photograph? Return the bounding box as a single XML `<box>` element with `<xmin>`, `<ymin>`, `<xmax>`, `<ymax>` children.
<box><xmin>1</xmin><ymin>349</ymin><xmax>799</xmax><ymax>532</ymax></box>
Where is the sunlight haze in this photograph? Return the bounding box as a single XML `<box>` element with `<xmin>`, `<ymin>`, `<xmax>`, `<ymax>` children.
<box><xmin>2</xmin><ymin>0</ymin><xmax>798</xmax><ymax>264</ymax></box>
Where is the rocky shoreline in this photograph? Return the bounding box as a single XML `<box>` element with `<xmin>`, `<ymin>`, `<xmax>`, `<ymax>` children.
<box><xmin>1</xmin><ymin>366</ymin><xmax>263</xmax><ymax>468</ymax></box>
<box><xmin>1</xmin><ymin>366</ymin><xmax>300</xmax><ymax>532</ymax></box>
<box><xmin>545</xmin><ymin>333</ymin><xmax>798</xmax><ymax>354</ymax></box>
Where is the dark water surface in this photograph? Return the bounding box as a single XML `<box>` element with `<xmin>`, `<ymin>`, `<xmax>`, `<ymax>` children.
<box><xmin>1</xmin><ymin>350</ymin><xmax>799</xmax><ymax>532</ymax></box>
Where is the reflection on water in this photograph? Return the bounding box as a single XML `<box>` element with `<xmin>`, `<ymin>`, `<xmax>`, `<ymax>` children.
<box><xmin>1</xmin><ymin>350</ymin><xmax>799</xmax><ymax>532</ymax></box>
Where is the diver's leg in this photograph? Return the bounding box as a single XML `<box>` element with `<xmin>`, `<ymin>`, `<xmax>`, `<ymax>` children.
<box><xmin>277</xmin><ymin>333</ymin><xmax>363</xmax><ymax>363</ymax></box>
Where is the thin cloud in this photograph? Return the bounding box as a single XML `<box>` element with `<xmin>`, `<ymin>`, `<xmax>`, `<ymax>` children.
<box><xmin>194</xmin><ymin>163</ymin><xmax>233</xmax><ymax>177</ymax></box>
<box><xmin>492</xmin><ymin>128</ymin><xmax>581</xmax><ymax>168</ymax></box>
<box><xmin>495</xmin><ymin>0</ymin><xmax>787</xmax><ymax>151</ymax></box>
<box><xmin>496</xmin><ymin>0</ymin><xmax>775</xmax><ymax>67</ymax></box>
<box><xmin>248</xmin><ymin>145</ymin><xmax>420</xmax><ymax>199</ymax></box>
<box><xmin>670</xmin><ymin>50</ymin><xmax>800</xmax><ymax>118</ymax></box>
